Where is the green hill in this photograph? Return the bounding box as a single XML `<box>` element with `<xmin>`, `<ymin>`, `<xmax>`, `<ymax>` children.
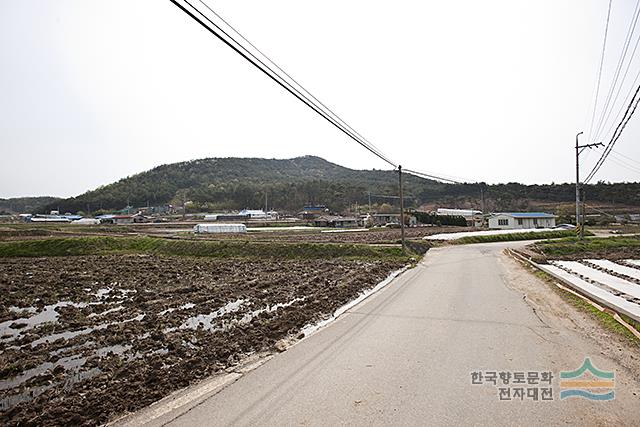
<box><xmin>39</xmin><ymin>156</ymin><xmax>640</xmax><ymax>214</ymax></box>
<box><xmin>0</xmin><ymin>197</ymin><xmax>61</xmax><ymax>214</ymax></box>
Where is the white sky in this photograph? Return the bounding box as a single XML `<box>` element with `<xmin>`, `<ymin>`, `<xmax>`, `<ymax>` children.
<box><xmin>2</xmin><ymin>0</ymin><xmax>640</xmax><ymax>198</ymax></box>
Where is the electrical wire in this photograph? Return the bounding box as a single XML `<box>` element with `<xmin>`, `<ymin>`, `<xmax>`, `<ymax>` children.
<box><xmin>606</xmin><ymin>151</ymin><xmax>640</xmax><ymax>174</ymax></box>
<box><xmin>611</xmin><ymin>148</ymin><xmax>640</xmax><ymax>166</ymax></box>
<box><xmin>171</xmin><ymin>1</ymin><xmax>482</xmax><ymax>185</ymax></box>
<box><xmin>403</xmin><ymin>168</ymin><xmax>463</xmax><ymax>184</ymax></box>
<box><xmin>600</xmin><ymin>65</ymin><xmax>640</xmax><ymax>141</ymax></box>
<box><xmin>170</xmin><ymin>0</ymin><xmax>397</xmax><ymax>168</ymax></box>
<box><xmin>195</xmin><ymin>0</ymin><xmax>392</xmax><ymax>166</ymax></box>
<box><xmin>592</xmin><ymin>0</ymin><xmax>640</xmax><ymax>140</ymax></box>
<box><xmin>588</xmin><ymin>0</ymin><xmax>613</xmax><ymax>141</ymax></box>
<box><xmin>596</xmin><ymin>28</ymin><xmax>640</xmax><ymax>141</ymax></box>
<box><xmin>585</xmin><ymin>82</ymin><xmax>640</xmax><ymax>183</ymax></box>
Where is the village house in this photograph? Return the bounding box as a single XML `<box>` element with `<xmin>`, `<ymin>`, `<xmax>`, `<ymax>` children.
<box><xmin>313</xmin><ymin>216</ymin><xmax>360</xmax><ymax>228</ymax></box>
<box><xmin>488</xmin><ymin>212</ymin><xmax>556</xmax><ymax>230</ymax></box>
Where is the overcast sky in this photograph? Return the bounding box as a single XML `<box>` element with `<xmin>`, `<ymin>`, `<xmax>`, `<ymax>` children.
<box><xmin>2</xmin><ymin>0</ymin><xmax>640</xmax><ymax>198</ymax></box>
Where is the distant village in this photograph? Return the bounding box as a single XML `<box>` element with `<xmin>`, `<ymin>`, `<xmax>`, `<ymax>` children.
<box><xmin>5</xmin><ymin>200</ymin><xmax>591</xmax><ymax>234</ymax></box>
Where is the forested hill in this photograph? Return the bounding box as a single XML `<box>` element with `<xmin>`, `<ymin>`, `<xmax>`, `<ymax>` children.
<box><xmin>39</xmin><ymin>156</ymin><xmax>640</xmax><ymax>214</ymax></box>
<box><xmin>0</xmin><ymin>197</ymin><xmax>61</xmax><ymax>214</ymax></box>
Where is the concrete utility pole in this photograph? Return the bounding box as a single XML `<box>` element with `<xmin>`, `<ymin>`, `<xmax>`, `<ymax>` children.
<box><xmin>399</xmin><ymin>165</ymin><xmax>406</xmax><ymax>252</ymax></box>
<box><xmin>575</xmin><ymin>132</ymin><xmax>582</xmax><ymax>232</ymax></box>
<box><xmin>575</xmin><ymin>131</ymin><xmax>604</xmax><ymax>240</ymax></box>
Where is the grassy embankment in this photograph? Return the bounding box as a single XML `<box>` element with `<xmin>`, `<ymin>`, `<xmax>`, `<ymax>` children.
<box><xmin>512</xmin><ymin>235</ymin><xmax>640</xmax><ymax>342</ymax></box>
<box><xmin>533</xmin><ymin>235</ymin><xmax>640</xmax><ymax>258</ymax></box>
<box><xmin>0</xmin><ymin>236</ymin><xmax>414</xmax><ymax>261</ymax></box>
<box><xmin>530</xmin><ymin>269</ymin><xmax>640</xmax><ymax>343</ymax></box>
<box><xmin>454</xmin><ymin>229</ymin><xmax>580</xmax><ymax>245</ymax></box>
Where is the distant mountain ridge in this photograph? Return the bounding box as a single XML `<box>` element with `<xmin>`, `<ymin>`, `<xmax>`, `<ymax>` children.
<box><xmin>0</xmin><ymin>197</ymin><xmax>61</xmax><ymax>214</ymax></box>
<box><xmin>32</xmin><ymin>155</ymin><xmax>640</xmax><ymax>214</ymax></box>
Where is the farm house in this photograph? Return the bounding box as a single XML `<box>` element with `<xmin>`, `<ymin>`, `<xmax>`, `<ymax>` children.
<box><xmin>488</xmin><ymin>212</ymin><xmax>555</xmax><ymax>230</ymax></box>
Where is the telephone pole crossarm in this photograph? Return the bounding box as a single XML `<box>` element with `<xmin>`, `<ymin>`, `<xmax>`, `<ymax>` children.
<box><xmin>575</xmin><ymin>131</ymin><xmax>603</xmax><ymax>240</ymax></box>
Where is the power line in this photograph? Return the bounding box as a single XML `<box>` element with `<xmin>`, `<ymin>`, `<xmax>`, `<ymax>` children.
<box><xmin>600</xmin><ymin>65</ymin><xmax>640</xmax><ymax>141</ymax></box>
<box><xmin>195</xmin><ymin>0</ymin><xmax>392</xmax><ymax>166</ymax></box>
<box><xmin>606</xmin><ymin>151</ymin><xmax>640</xmax><ymax>175</ymax></box>
<box><xmin>170</xmin><ymin>0</ymin><xmax>397</xmax><ymax>168</ymax></box>
<box><xmin>596</xmin><ymin>28</ymin><xmax>640</xmax><ymax>141</ymax></box>
<box><xmin>172</xmin><ymin>1</ymin><xmax>482</xmax><ymax>189</ymax></box>
<box><xmin>585</xmin><ymin>81</ymin><xmax>640</xmax><ymax>183</ymax></box>
<box><xmin>588</xmin><ymin>0</ymin><xmax>613</xmax><ymax>141</ymax></box>
<box><xmin>592</xmin><ymin>0</ymin><xmax>640</xmax><ymax>140</ymax></box>
<box><xmin>403</xmin><ymin>168</ymin><xmax>463</xmax><ymax>184</ymax></box>
<box><xmin>611</xmin><ymin>148</ymin><xmax>640</xmax><ymax>166</ymax></box>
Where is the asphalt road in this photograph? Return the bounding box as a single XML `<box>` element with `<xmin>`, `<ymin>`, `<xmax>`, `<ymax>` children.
<box><xmin>149</xmin><ymin>241</ymin><xmax>640</xmax><ymax>426</ymax></box>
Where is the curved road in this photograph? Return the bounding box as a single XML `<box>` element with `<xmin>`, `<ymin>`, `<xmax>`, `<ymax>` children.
<box><xmin>126</xmin><ymin>241</ymin><xmax>640</xmax><ymax>426</ymax></box>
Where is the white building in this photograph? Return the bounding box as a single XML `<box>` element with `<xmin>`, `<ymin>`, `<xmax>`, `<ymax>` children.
<box><xmin>193</xmin><ymin>223</ymin><xmax>247</xmax><ymax>233</ymax></box>
<box><xmin>436</xmin><ymin>208</ymin><xmax>483</xmax><ymax>227</ymax></box>
<box><xmin>239</xmin><ymin>209</ymin><xmax>268</xmax><ymax>219</ymax></box>
<box><xmin>488</xmin><ymin>212</ymin><xmax>556</xmax><ymax>230</ymax></box>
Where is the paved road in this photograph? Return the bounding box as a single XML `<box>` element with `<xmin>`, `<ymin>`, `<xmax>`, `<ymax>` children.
<box><xmin>159</xmin><ymin>242</ymin><xmax>640</xmax><ymax>426</ymax></box>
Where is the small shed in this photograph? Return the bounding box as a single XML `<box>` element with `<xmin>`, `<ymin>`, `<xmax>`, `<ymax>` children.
<box><xmin>71</xmin><ymin>218</ymin><xmax>101</xmax><ymax>225</ymax></box>
<box><xmin>193</xmin><ymin>223</ymin><xmax>247</xmax><ymax>234</ymax></box>
<box><xmin>371</xmin><ymin>213</ymin><xmax>400</xmax><ymax>226</ymax></box>
<box><xmin>112</xmin><ymin>215</ymin><xmax>135</xmax><ymax>225</ymax></box>
<box><xmin>239</xmin><ymin>209</ymin><xmax>267</xmax><ymax>219</ymax></box>
<box><xmin>333</xmin><ymin>217</ymin><xmax>360</xmax><ymax>228</ymax></box>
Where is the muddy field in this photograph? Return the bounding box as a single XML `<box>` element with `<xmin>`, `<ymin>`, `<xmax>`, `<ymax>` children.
<box><xmin>0</xmin><ymin>224</ymin><xmax>471</xmax><ymax>244</ymax></box>
<box><xmin>522</xmin><ymin>236</ymin><xmax>640</xmax><ymax>263</ymax></box>
<box><xmin>0</xmin><ymin>255</ymin><xmax>405</xmax><ymax>426</ymax></box>
<box><xmin>201</xmin><ymin>226</ymin><xmax>471</xmax><ymax>244</ymax></box>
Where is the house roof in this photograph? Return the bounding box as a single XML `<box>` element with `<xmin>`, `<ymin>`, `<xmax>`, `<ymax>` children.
<box><xmin>498</xmin><ymin>212</ymin><xmax>555</xmax><ymax>218</ymax></box>
<box><xmin>239</xmin><ymin>209</ymin><xmax>265</xmax><ymax>215</ymax></box>
<box><xmin>315</xmin><ymin>216</ymin><xmax>358</xmax><ymax>222</ymax></box>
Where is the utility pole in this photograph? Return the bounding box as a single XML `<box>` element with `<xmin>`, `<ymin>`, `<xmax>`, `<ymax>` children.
<box><xmin>581</xmin><ymin>187</ymin><xmax>587</xmax><ymax>239</ymax></box>
<box><xmin>399</xmin><ymin>165</ymin><xmax>406</xmax><ymax>252</ymax></box>
<box><xmin>575</xmin><ymin>132</ymin><xmax>582</xmax><ymax>233</ymax></box>
<box><xmin>575</xmin><ymin>131</ymin><xmax>604</xmax><ymax>240</ymax></box>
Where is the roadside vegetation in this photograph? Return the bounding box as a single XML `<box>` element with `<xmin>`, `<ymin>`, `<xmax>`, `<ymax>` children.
<box><xmin>530</xmin><ymin>269</ymin><xmax>640</xmax><ymax>344</ymax></box>
<box><xmin>0</xmin><ymin>236</ymin><xmax>414</xmax><ymax>260</ymax></box>
<box><xmin>453</xmin><ymin>229</ymin><xmax>579</xmax><ymax>245</ymax></box>
<box><xmin>533</xmin><ymin>235</ymin><xmax>640</xmax><ymax>259</ymax></box>
<box><xmin>510</xmin><ymin>250</ymin><xmax>640</xmax><ymax>343</ymax></box>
